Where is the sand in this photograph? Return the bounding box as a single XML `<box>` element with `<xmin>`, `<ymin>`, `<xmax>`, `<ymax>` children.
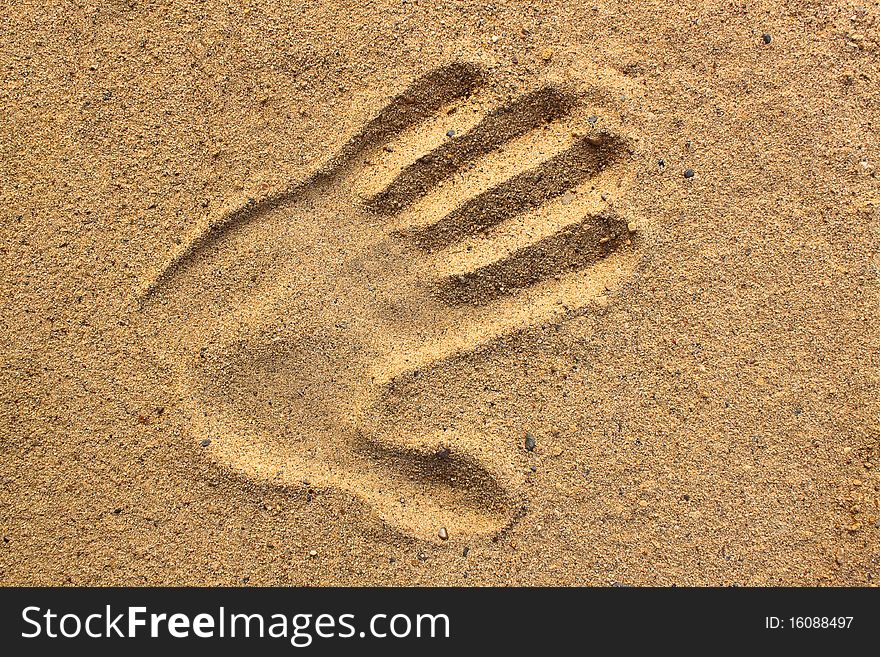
<box><xmin>1</xmin><ymin>1</ymin><xmax>878</xmax><ymax>586</ymax></box>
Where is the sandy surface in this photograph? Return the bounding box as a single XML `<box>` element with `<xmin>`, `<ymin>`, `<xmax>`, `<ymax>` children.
<box><xmin>1</xmin><ymin>1</ymin><xmax>878</xmax><ymax>586</ymax></box>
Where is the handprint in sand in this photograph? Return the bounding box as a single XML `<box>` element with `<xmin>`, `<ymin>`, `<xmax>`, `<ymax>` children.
<box><xmin>141</xmin><ymin>62</ymin><xmax>641</xmax><ymax>540</ymax></box>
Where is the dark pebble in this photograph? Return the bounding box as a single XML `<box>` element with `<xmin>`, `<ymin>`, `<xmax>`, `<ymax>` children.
<box><xmin>446</xmin><ymin>129</ymin><xmax>456</xmax><ymax>137</ymax></box>
<box><xmin>463</xmin><ymin>546</ymin><xmax>470</xmax><ymax>557</ymax></box>
<box><xmin>684</xmin><ymin>168</ymin><xmax>695</xmax><ymax>178</ymax></box>
<box><xmin>762</xmin><ymin>33</ymin><xmax>772</xmax><ymax>44</ymax></box>
<box><xmin>587</xmin><ymin>115</ymin><xmax>598</xmax><ymax>124</ymax></box>
<box><xmin>525</xmin><ymin>433</ymin><xmax>536</xmax><ymax>451</ymax></box>
<box><xmin>657</xmin><ymin>159</ymin><xmax>665</xmax><ymax>167</ymax></box>
<box><xmin>200</xmin><ymin>439</ymin><xmax>211</xmax><ymax>447</ymax></box>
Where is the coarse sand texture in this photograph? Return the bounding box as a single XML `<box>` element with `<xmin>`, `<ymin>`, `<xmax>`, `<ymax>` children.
<box><xmin>1</xmin><ymin>1</ymin><xmax>878</xmax><ymax>585</ymax></box>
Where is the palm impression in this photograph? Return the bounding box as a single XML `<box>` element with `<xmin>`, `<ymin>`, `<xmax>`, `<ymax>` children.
<box><xmin>143</xmin><ymin>62</ymin><xmax>641</xmax><ymax>540</ymax></box>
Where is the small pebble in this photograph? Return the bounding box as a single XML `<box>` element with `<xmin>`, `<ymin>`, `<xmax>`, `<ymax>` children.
<box><xmin>200</xmin><ymin>439</ymin><xmax>211</xmax><ymax>447</ymax></box>
<box><xmin>446</xmin><ymin>129</ymin><xmax>455</xmax><ymax>137</ymax></box>
<box><xmin>438</xmin><ymin>527</ymin><xmax>449</xmax><ymax>540</ymax></box>
<box><xmin>657</xmin><ymin>158</ymin><xmax>665</xmax><ymax>167</ymax></box>
<box><xmin>309</xmin><ymin>550</ymin><xmax>317</xmax><ymax>557</ymax></box>
<box><xmin>463</xmin><ymin>546</ymin><xmax>470</xmax><ymax>557</ymax></box>
<box><xmin>587</xmin><ymin>115</ymin><xmax>598</xmax><ymax>124</ymax></box>
<box><xmin>762</xmin><ymin>33</ymin><xmax>772</xmax><ymax>44</ymax></box>
<box><xmin>525</xmin><ymin>433</ymin><xmax>537</xmax><ymax>451</ymax></box>
<box><xmin>684</xmin><ymin>168</ymin><xmax>695</xmax><ymax>178</ymax></box>
<box><xmin>561</xmin><ymin>191</ymin><xmax>574</xmax><ymax>205</ymax></box>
